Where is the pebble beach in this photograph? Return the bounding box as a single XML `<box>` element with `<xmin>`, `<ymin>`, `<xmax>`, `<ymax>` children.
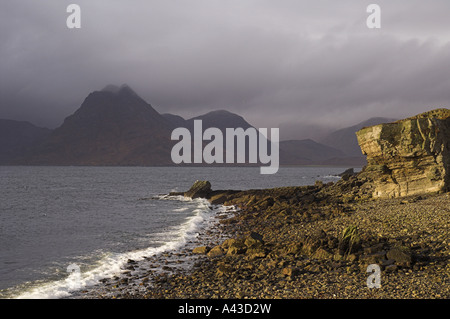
<box><xmin>71</xmin><ymin>177</ymin><xmax>450</xmax><ymax>299</ymax></box>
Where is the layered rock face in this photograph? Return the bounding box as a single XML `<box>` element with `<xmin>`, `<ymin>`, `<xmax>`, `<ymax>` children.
<box><xmin>356</xmin><ymin>109</ymin><xmax>450</xmax><ymax>198</ymax></box>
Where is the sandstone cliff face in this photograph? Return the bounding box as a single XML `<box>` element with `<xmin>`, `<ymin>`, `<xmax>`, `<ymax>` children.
<box><xmin>356</xmin><ymin>109</ymin><xmax>450</xmax><ymax>198</ymax></box>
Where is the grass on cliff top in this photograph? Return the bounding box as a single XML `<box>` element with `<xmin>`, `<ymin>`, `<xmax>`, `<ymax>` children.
<box><xmin>396</xmin><ymin>108</ymin><xmax>450</xmax><ymax>122</ymax></box>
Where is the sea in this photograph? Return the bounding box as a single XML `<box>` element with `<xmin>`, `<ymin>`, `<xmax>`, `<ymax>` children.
<box><xmin>0</xmin><ymin>166</ymin><xmax>360</xmax><ymax>299</ymax></box>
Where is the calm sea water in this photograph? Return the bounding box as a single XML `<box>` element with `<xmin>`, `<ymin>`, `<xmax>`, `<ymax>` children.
<box><xmin>0</xmin><ymin>166</ymin><xmax>358</xmax><ymax>299</ymax></box>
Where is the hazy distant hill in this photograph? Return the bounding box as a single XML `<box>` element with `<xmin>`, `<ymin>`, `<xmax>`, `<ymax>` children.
<box><xmin>163</xmin><ymin>110</ymin><xmax>253</xmax><ymax>131</ymax></box>
<box><xmin>161</xmin><ymin>113</ymin><xmax>187</xmax><ymax>128</ymax></box>
<box><xmin>279</xmin><ymin>139</ymin><xmax>346</xmax><ymax>165</ymax></box>
<box><xmin>189</xmin><ymin>110</ymin><xmax>253</xmax><ymax>131</ymax></box>
<box><xmin>164</xmin><ymin>111</ymin><xmax>358</xmax><ymax>165</ymax></box>
<box><xmin>0</xmin><ymin>119</ymin><xmax>51</xmax><ymax>164</ymax></box>
<box><xmin>321</xmin><ymin>117</ymin><xmax>397</xmax><ymax>156</ymax></box>
<box><xmin>1</xmin><ymin>84</ymin><xmax>387</xmax><ymax>167</ymax></box>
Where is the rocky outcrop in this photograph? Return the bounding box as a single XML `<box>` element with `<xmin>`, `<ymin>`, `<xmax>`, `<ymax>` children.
<box><xmin>356</xmin><ymin>109</ymin><xmax>450</xmax><ymax>198</ymax></box>
<box><xmin>184</xmin><ymin>180</ymin><xmax>212</xmax><ymax>199</ymax></box>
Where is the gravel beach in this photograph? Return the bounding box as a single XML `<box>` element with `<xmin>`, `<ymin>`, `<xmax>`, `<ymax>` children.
<box><xmin>72</xmin><ymin>180</ymin><xmax>449</xmax><ymax>299</ymax></box>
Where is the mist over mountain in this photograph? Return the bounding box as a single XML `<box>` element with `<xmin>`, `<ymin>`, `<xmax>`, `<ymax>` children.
<box><xmin>19</xmin><ymin>85</ymin><xmax>173</xmax><ymax>165</ymax></box>
<box><xmin>0</xmin><ymin>84</ymin><xmax>379</xmax><ymax>166</ymax></box>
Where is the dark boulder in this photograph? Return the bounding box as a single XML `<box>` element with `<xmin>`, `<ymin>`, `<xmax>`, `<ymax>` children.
<box><xmin>184</xmin><ymin>180</ymin><xmax>212</xmax><ymax>199</ymax></box>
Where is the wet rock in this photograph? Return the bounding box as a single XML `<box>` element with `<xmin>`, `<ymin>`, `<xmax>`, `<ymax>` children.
<box><xmin>315</xmin><ymin>180</ymin><xmax>324</xmax><ymax>188</ymax></box>
<box><xmin>184</xmin><ymin>180</ymin><xmax>212</xmax><ymax>199</ymax></box>
<box><xmin>338</xmin><ymin>168</ymin><xmax>355</xmax><ymax>180</ymax></box>
<box><xmin>209</xmin><ymin>194</ymin><xmax>228</xmax><ymax>205</ymax></box>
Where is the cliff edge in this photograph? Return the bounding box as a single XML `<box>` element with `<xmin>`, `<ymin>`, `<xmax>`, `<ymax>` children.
<box><xmin>356</xmin><ymin>108</ymin><xmax>450</xmax><ymax>198</ymax></box>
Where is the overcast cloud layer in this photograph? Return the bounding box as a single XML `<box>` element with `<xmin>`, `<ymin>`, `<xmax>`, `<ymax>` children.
<box><xmin>2</xmin><ymin>0</ymin><xmax>450</xmax><ymax>140</ymax></box>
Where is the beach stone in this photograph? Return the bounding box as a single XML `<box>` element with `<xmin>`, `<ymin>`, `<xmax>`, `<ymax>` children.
<box><xmin>279</xmin><ymin>243</ymin><xmax>303</xmax><ymax>256</ymax></box>
<box><xmin>217</xmin><ymin>264</ymin><xmax>233</xmax><ymax>276</ymax></box>
<box><xmin>381</xmin><ymin>259</ymin><xmax>395</xmax><ymax>267</ymax></box>
<box><xmin>312</xmin><ymin>247</ymin><xmax>333</xmax><ymax>260</ymax></box>
<box><xmin>227</xmin><ymin>242</ymin><xmax>247</xmax><ymax>256</ymax></box>
<box><xmin>386</xmin><ymin>246</ymin><xmax>412</xmax><ymax>267</ymax></box>
<box><xmin>209</xmin><ymin>194</ymin><xmax>228</xmax><ymax>205</ymax></box>
<box><xmin>244</xmin><ymin>232</ymin><xmax>264</xmax><ymax>248</ymax></box>
<box><xmin>339</xmin><ymin>168</ymin><xmax>355</xmax><ymax>177</ymax></box>
<box><xmin>221</xmin><ymin>238</ymin><xmax>235</xmax><ymax>249</ymax></box>
<box><xmin>364</xmin><ymin>243</ymin><xmax>385</xmax><ymax>254</ymax></box>
<box><xmin>192</xmin><ymin>246</ymin><xmax>210</xmax><ymax>255</ymax></box>
<box><xmin>385</xmin><ymin>264</ymin><xmax>398</xmax><ymax>273</ymax></box>
<box><xmin>207</xmin><ymin>245</ymin><xmax>225</xmax><ymax>258</ymax></box>
<box><xmin>246</xmin><ymin>246</ymin><xmax>266</xmax><ymax>259</ymax></box>
<box><xmin>282</xmin><ymin>267</ymin><xmax>300</xmax><ymax>278</ymax></box>
<box><xmin>360</xmin><ymin>251</ymin><xmax>387</xmax><ymax>264</ymax></box>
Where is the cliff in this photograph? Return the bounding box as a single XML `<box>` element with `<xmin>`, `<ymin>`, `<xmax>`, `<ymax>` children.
<box><xmin>356</xmin><ymin>108</ymin><xmax>450</xmax><ymax>198</ymax></box>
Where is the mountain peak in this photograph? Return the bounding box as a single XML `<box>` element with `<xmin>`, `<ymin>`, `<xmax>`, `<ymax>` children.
<box><xmin>190</xmin><ymin>109</ymin><xmax>253</xmax><ymax>130</ymax></box>
<box><xmin>101</xmin><ymin>84</ymin><xmax>140</xmax><ymax>98</ymax></box>
<box><xmin>203</xmin><ymin>110</ymin><xmax>233</xmax><ymax>115</ymax></box>
<box><xmin>101</xmin><ymin>84</ymin><xmax>121</xmax><ymax>93</ymax></box>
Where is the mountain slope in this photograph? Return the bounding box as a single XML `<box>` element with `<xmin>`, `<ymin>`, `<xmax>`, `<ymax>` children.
<box><xmin>0</xmin><ymin>119</ymin><xmax>51</xmax><ymax>164</ymax></box>
<box><xmin>279</xmin><ymin>139</ymin><xmax>347</xmax><ymax>165</ymax></box>
<box><xmin>189</xmin><ymin>110</ymin><xmax>253</xmax><ymax>131</ymax></box>
<box><xmin>161</xmin><ymin>113</ymin><xmax>187</xmax><ymax>128</ymax></box>
<box><xmin>23</xmin><ymin>85</ymin><xmax>174</xmax><ymax>165</ymax></box>
<box><xmin>3</xmin><ymin>86</ymin><xmax>390</xmax><ymax>167</ymax></box>
<box><xmin>321</xmin><ymin>117</ymin><xmax>397</xmax><ymax>156</ymax></box>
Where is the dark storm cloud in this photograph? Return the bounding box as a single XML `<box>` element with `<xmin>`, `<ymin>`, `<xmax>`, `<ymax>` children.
<box><xmin>1</xmin><ymin>0</ymin><xmax>450</xmax><ymax>139</ymax></box>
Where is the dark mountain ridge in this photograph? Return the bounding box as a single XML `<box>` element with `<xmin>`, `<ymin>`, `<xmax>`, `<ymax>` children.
<box><xmin>19</xmin><ymin>85</ymin><xmax>173</xmax><ymax>165</ymax></box>
<box><xmin>1</xmin><ymin>84</ymin><xmax>378</xmax><ymax>166</ymax></box>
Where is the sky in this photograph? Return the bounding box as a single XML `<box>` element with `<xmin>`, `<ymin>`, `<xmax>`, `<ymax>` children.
<box><xmin>2</xmin><ymin>0</ymin><xmax>450</xmax><ymax>140</ymax></box>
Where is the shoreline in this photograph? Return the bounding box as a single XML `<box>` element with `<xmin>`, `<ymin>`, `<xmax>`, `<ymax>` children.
<box><xmin>68</xmin><ymin>198</ymin><xmax>240</xmax><ymax>299</ymax></box>
<box><xmin>72</xmin><ymin>179</ymin><xmax>449</xmax><ymax>299</ymax></box>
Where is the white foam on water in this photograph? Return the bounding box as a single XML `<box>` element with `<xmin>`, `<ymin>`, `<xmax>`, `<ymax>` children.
<box><xmin>11</xmin><ymin>197</ymin><xmax>232</xmax><ymax>299</ymax></box>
